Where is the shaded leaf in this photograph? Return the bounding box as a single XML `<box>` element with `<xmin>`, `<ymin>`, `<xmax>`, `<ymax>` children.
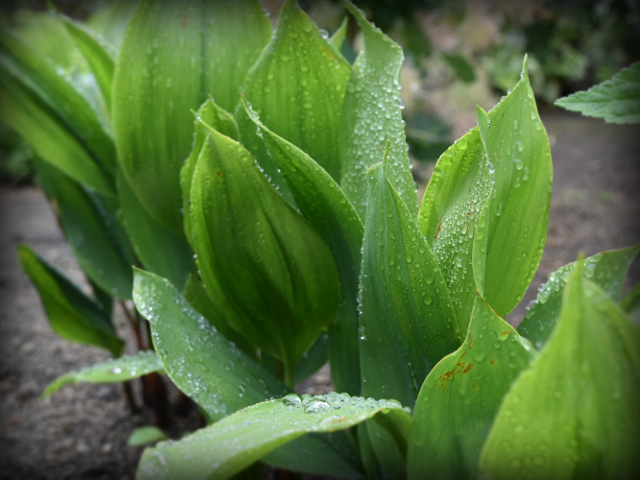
<box><xmin>43</xmin><ymin>350</ymin><xmax>162</xmax><ymax>398</ymax></box>
<box><xmin>243</xmin><ymin>99</ymin><xmax>362</xmax><ymax>394</ymax></box>
<box><xmin>128</xmin><ymin>426</ymin><xmax>168</xmax><ymax>447</ymax></box>
<box><xmin>340</xmin><ymin>2</ymin><xmax>417</xmax><ymax>220</ymax></box>
<box><xmin>408</xmin><ymin>296</ymin><xmax>535</xmax><ymax>480</ymax></box>
<box><xmin>293</xmin><ymin>333</ymin><xmax>328</xmax><ymax>385</ymax></box>
<box><xmin>35</xmin><ymin>158</ymin><xmax>134</xmax><ymax>299</ymax></box>
<box><xmin>480</xmin><ymin>259</ymin><xmax>640</xmax><ymax>479</ymax></box>
<box><xmin>360</xmin><ymin>156</ymin><xmax>459</xmax><ymax>409</ymax></box>
<box><xmin>137</xmin><ymin>394</ymin><xmax>410</xmax><ymax>480</ymax></box>
<box><xmin>236</xmin><ymin>0</ymin><xmax>350</xmax><ymax>196</ymax></box>
<box><xmin>475</xmin><ymin>56</ymin><xmax>552</xmax><ymax>317</ymax></box>
<box><xmin>620</xmin><ymin>282</ymin><xmax>640</xmax><ymax>328</ymax></box>
<box><xmin>518</xmin><ymin>245</ymin><xmax>640</xmax><ymax>349</ymax></box>
<box><xmin>417</xmin><ymin>120</ymin><xmax>492</xmax><ymax>334</ymax></box>
<box><xmin>329</xmin><ymin>16</ymin><xmax>348</xmax><ymax>52</ymax></box>
<box><xmin>190</xmin><ymin>122</ymin><xmax>340</xmax><ymax>381</ymax></box>
<box><xmin>113</xmin><ymin>0</ymin><xmax>271</xmax><ymax>232</ymax></box>
<box><xmin>555</xmin><ymin>62</ymin><xmax>640</xmax><ymax>124</ymax></box>
<box><xmin>17</xmin><ymin>244</ymin><xmax>123</xmax><ymax>356</ymax></box>
<box><xmin>133</xmin><ymin>269</ymin><xmax>364</xmax><ymax>478</ymax></box>
<box><xmin>117</xmin><ymin>169</ymin><xmax>191</xmax><ymax>290</ymax></box>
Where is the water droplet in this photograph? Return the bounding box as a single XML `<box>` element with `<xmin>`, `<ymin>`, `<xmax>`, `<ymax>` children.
<box><xmin>514</xmin><ymin>158</ymin><xmax>523</xmax><ymax>170</ymax></box>
<box><xmin>304</xmin><ymin>399</ymin><xmax>332</xmax><ymax>413</ymax></box>
<box><xmin>513</xmin><ymin>119</ymin><xmax>518</xmax><ymax>130</ymax></box>
<box><xmin>282</xmin><ymin>393</ymin><xmax>301</xmax><ymax>407</ymax></box>
<box><xmin>538</xmin><ymin>289</ymin><xmax>551</xmax><ymax>304</ymax></box>
<box><xmin>584</xmin><ymin>263</ymin><xmax>596</xmax><ymax>278</ymax></box>
<box><xmin>516</xmin><ymin>141</ymin><xmax>524</xmax><ymax>152</ymax></box>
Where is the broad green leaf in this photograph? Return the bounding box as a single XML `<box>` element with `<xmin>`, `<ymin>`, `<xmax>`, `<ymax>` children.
<box><xmin>182</xmin><ymin>272</ymin><xmax>257</xmax><ymax>360</ymax></box>
<box><xmin>133</xmin><ymin>269</ymin><xmax>363</xmax><ymax>478</ymax></box>
<box><xmin>113</xmin><ymin>0</ymin><xmax>271</xmax><ymax>233</ymax></box>
<box><xmin>236</xmin><ymin>0</ymin><xmax>350</xmax><ymax>191</ymax></box>
<box><xmin>128</xmin><ymin>426</ymin><xmax>168</xmax><ymax>447</ymax></box>
<box><xmin>181</xmin><ymin>98</ymin><xmax>239</xmax><ymax>249</ymax></box>
<box><xmin>475</xmin><ymin>56</ymin><xmax>552</xmax><ymax>317</ymax></box>
<box><xmin>408</xmin><ymin>296</ymin><xmax>535</xmax><ymax>480</ymax></box>
<box><xmin>480</xmin><ymin>260</ymin><xmax>640</xmax><ymax>479</ymax></box>
<box><xmin>360</xmin><ymin>157</ymin><xmax>459</xmax><ymax>409</ymax></box>
<box><xmin>340</xmin><ymin>2</ymin><xmax>417</xmax><ymax>220</ymax></box>
<box><xmin>35</xmin><ymin>158</ymin><xmax>134</xmax><ymax>299</ymax></box>
<box><xmin>117</xmin><ymin>169</ymin><xmax>191</xmax><ymax>290</ymax></box>
<box><xmin>17</xmin><ymin>244</ymin><xmax>123</xmax><ymax>356</ymax></box>
<box><xmin>555</xmin><ymin>62</ymin><xmax>640</xmax><ymax>124</ymax></box>
<box><xmin>518</xmin><ymin>244</ymin><xmax>640</xmax><ymax>349</ymax></box>
<box><xmin>417</xmin><ymin>121</ymin><xmax>492</xmax><ymax>334</ymax></box>
<box><xmin>0</xmin><ymin>54</ymin><xmax>114</xmax><ymax>196</ymax></box>
<box><xmin>100</xmin><ymin>0</ymin><xmax>141</xmax><ymax>55</ymax></box>
<box><xmin>620</xmin><ymin>282</ymin><xmax>640</xmax><ymax>328</ymax></box>
<box><xmin>243</xmin><ymin>100</ymin><xmax>363</xmax><ymax>394</ymax></box>
<box><xmin>60</xmin><ymin>16</ymin><xmax>115</xmax><ymax>109</ymax></box>
<box><xmin>89</xmin><ymin>277</ymin><xmax>113</xmax><ymax>319</ymax></box>
<box><xmin>137</xmin><ymin>394</ymin><xmax>410</xmax><ymax>480</ymax></box>
<box><xmin>42</xmin><ymin>350</ymin><xmax>162</xmax><ymax>398</ymax></box>
<box><xmin>293</xmin><ymin>333</ymin><xmax>328</xmax><ymax>385</ymax></box>
<box><xmin>190</xmin><ymin>123</ymin><xmax>340</xmax><ymax>381</ymax></box>
<box><xmin>329</xmin><ymin>16</ymin><xmax>348</xmax><ymax>52</ymax></box>
<box><xmin>0</xmin><ymin>29</ymin><xmax>116</xmax><ymax>177</ymax></box>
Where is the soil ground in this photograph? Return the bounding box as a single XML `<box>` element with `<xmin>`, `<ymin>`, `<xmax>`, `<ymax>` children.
<box><xmin>0</xmin><ymin>109</ymin><xmax>639</xmax><ymax>479</ymax></box>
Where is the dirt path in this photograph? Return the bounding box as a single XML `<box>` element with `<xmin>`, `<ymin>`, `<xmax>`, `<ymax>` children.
<box><xmin>0</xmin><ymin>109</ymin><xmax>638</xmax><ymax>479</ymax></box>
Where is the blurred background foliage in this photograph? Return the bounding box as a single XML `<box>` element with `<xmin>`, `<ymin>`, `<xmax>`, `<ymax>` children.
<box><xmin>2</xmin><ymin>0</ymin><xmax>639</xmax><ymax>183</ymax></box>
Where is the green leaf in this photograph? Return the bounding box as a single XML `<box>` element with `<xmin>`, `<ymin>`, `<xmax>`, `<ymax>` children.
<box><xmin>408</xmin><ymin>296</ymin><xmax>535</xmax><ymax>480</ymax></box>
<box><xmin>360</xmin><ymin>157</ymin><xmax>459</xmax><ymax>409</ymax></box>
<box><xmin>442</xmin><ymin>52</ymin><xmax>476</xmax><ymax>83</ymax></box>
<box><xmin>0</xmin><ymin>52</ymin><xmax>114</xmax><ymax>196</ymax></box>
<box><xmin>128</xmin><ymin>426</ymin><xmax>168</xmax><ymax>447</ymax></box>
<box><xmin>117</xmin><ymin>169</ymin><xmax>191</xmax><ymax>290</ymax></box>
<box><xmin>555</xmin><ymin>62</ymin><xmax>640</xmax><ymax>124</ymax></box>
<box><xmin>329</xmin><ymin>16</ymin><xmax>348</xmax><ymax>52</ymax></box>
<box><xmin>190</xmin><ymin>122</ymin><xmax>340</xmax><ymax>382</ymax></box>
<box><xmin>100</xmin><ymin>0</ymin><xmax>141</xmax><ymax>55</ymax></box>
<box><xmin>417</xmin><ymin>120</ymin><xmax>492</xmax><ymax>334</ymax></box>
<box><xmin>518</xmin><ymin>245</ymin><xmax>640</xmax><ymax>349</ymax></box>
<box><xmin>60</xmin><ymin>16</ymin><xmax>115</xmax><ymax>109</ymax></box>
<box><xmin>133</xmin><ymin>268</ymin><xmax>363</xmax><ymax>478</ymax></box>
<box><xmin>243</xmin><ymin>99</ymin><xmax>363</xmax><ymax>394</ymax></box>
<box><xmin>113</xmin><ymin>0</ymin><xmax>271</xmax><ymax>233</ymax></box>
<box><xmin>137</xmin><ymin>394</ymin><xmax>410</xmax><ymax>480</ymax></box>
<box><xmin>293</xmin><ymin>333</ymin><xmax>328</xmax><ymax>385</ymax></box>
<box><xmin>620</xmin><ymin>282</ymin><xmax>640</xmax><ymax>328</ymax></box>
<box><xmin>340</xmin><ymin>2</ymin><xmax>417</xmax><ymax>221</ymax></box>
<box><xmin>0</xmin><ymin>29</ymin><xmax>116</xmax><ymax>179</ymax></box>
<box><xmin>235</xmin><ymin>0</ymin><xmax>350</xmax><ymax>194</ymax></box>
<box><xmin>475</xmin><ymin>56</ymin><xmax>553</xmax><ymax>317</ymax></box>
<box><xmin>17</xmin><ymin>244</ymin><xmax>123</xmax><ymax>356</ymax></box>
<box><xmin>181</xmin><ymin>98</ymin><xmax>239</xmax><ymax>249</ymax></box>
<box><xmin>182</xmin><ymin>272</ymin><xmax>257</xmax><ymax>360</ymax></box>
<box><xmin>35</xmin><ymin>158</ymin><xmax>134</xmax><ymax>299</ymax></box>
<box><xmin>42</xmin><ymin>350</ymin><xmax>162</xmax><ymax>398</ymax></box>
<box><xmin>479</xmin><ymin>259</ymin><xmax>640</xmax><ymax>479</ymax></box>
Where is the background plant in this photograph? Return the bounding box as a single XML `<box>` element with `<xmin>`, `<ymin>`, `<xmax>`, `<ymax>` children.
<box><xmin>1</xmin><ymin>0</ymin><xmax>639</xmax><ymax>478</ymax></box>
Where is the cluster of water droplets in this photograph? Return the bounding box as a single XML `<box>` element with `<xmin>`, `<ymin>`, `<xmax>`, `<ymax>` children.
<box><xmin>281</xmin><ymin>392</ymin><xmax>403</xmax><ymax>414</ymax></box>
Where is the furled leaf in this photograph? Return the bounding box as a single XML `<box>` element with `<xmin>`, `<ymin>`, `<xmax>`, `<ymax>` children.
<box><xmin>329</xmin><ymin>16</ymin><xmax>348</xmax><ymax>52</ymax></box>
<box><xmin>181</xmin><ymin>98</ymin><xmax>239</xmax><ymax>248</ymax></box>
<box><xmin>555</xmin><ymin>62</ymin><xmax>640</xmax><ymax>124</ymax></box>
<box><xmin>42</xmin><ymin>350</ymin><xmax>162</xmax><ymax>397</ymax></box>
<box><xmin>518</xmin><ymin>244</ymin><xmax>640</xmax><ymax>349</ymax></box>
<box><xmin>236</xmin><ymin>0</ymin><xmax>350</xmax><ymax>195</ymax></box>
<box><xmin>60</xmin><ymin>16</ymin><xmax>115</xmax><ymax>109</ymax></box>
<box><xmin>133</xmin><ymin>269</ymin><xmax>363</xmax><ymax>478</ymax></box>
<box><xmin>117</xmin><ymin>169</ymin><xmax>191</xmax><ymax>290</ymax></box>
<box><xmin>137</xmin><ymin>394</ymin><xmax>410</xmax><ymax>480</ymax></box>
<box><xmin>113</xmin><ymin>0</ymin><xmax>271</xmax><ymax>232</ymax></box>
<box><xmin>417</xmin><ymin>120</ymin><xmax>492</xmax><ymax>334</ymax></box>
<box><xmin>190</xmin><ymin>122</ymin><xmax>340</xmax><ymax>382</ymax></box>
<box><xmin>0</xmin><ymin>29</ymin><xmax>116</xmax><ymax>177</ymax></box>
<box><xmin>35</xmin><ymin>158</ymin><xmax>134</xmax><ymax>299</ymax></box>
<box><xmin>0</xmin><ymin>52</ymin><xmax>114</xmax><ymax>196</ymax></box>
<box><xmin>128</xmin><ymin>426</ymin><xmax>168</xmax><ymax>447</ymax></box>
<box><xmin>475</xmin><ymin>56</ymin><xmax>553</xmax><ymax>317</ymax></box>
<box><xmin>408</xmin><ymin>296</ymin><xmax>535</xmax><ymax>480</ymax></box>
<box><xmin>360</xmin><ymin>156</ymin><xmax>459</xmax><ymax>409</ymax></box>
<box><xmin>17</xmin><ymin>244</ymin><xmax>123</xmax><ymax>356</ymax></box>
<box><xmin>243</xmin><ymin>99</ymin><xmax>363</xmax><ymax>394</ymax></box>
<box><xmin>340</xmin><ymin>2</ymin><xmax>417</xmax><ymax>220</ymax></box>
<box><xmin>620</xmin><ymin>282</ymin><xmax>640</xmax><ymax>328</ymax></box>
<box><xmin>480</xmin><ymin>259</ymin><xmax>640</xmax><ymax>479</ymax></box>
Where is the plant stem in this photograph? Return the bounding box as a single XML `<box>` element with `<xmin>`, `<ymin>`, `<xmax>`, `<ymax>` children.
<box><xmin>122</xmin><ymin>379</ymin><xmax>138</xmax><ymax>413</ymax></box>
<box><xmin>119</xmin><ymin>300</ymin><xmax>145</xmax><ymax>351</ymax></box>
<box><xmin>283</xmin><ymin>361</ymin><xmax>295</xmax><ymax>390</ymax></box>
